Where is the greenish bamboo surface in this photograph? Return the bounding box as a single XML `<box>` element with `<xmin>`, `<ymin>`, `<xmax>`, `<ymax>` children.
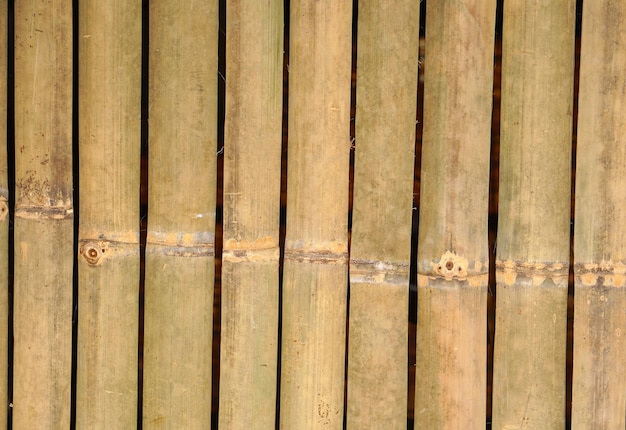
<box><xmin>493</xmin><ymin>1</ymin><xmax>575</xmax><ymax>428</ymax></box>
<box><xmin>219</xmin><ymin>1</ymin><xmax>283</xmax><ymax>428</ymax></box>
<box><xmin>415</xmin><ymin>1</ymin><xmax>495</xmax><ymax>427</ymax></box>
<box><xmin>0</xmin><ymin>1</ymin><xmax>8</xmax><ymax>426</ymax></box>
<box><xmin>346</xmin><ymin>1</ymin><xmax>418</xmax><ymax>427</ymax></box>
<box><xmin>13</xmin><ymin>1</ymin><xmax>73</xmax><ymax>427</ymax></box>
<box><xmin>77</xmin><ymin>1</ymin><xmax>142</xmax><ymax>427</ymax></box>
<box><xmin>280</xmin><ymin>1</ymin><xmax>352</xmax><ymax>428</ymax></box>
<box><xmin>143</xmin><ymin>2</ymin><xmax>217</xmax><ymax>428</ymax></box>
<box><xmin>572</xmin><ymin>1</ymin><xmax>626</xmax><ymax>428</ymax></box>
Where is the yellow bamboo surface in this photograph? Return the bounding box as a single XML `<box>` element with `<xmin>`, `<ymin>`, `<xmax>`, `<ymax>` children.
<box><xmin>347</xmin><ymin>1</ymin><xmax>419</xmax><ymax>428</ymax></box>
<box><xmin>77</xmin><ymin>1</ymin><xmax>142</xmax><ymax>427</ymax></box>
<box><xmin>572</xmin><ymin>1</ymin><xmax>626</xmax><ymax>428</ymax></box>
<box><xmin>143</xmin><ymin>2</ymin><xmax>217</xmax><ymax>428</ymax></box>
<box><xmin>219</xmin><ymin>1</ymin><xmax>283</xmax><ymax>428</ymax></box>
<box><xmin>0</xmin><ymin>0</ymin><xmax>8</xmax><ymax>426</ymax></box>
<box><xmin>13</xmin><ymin>1</ymin><xmax>73</xmax><ymax>427</ymax></box>
<box><xmin>280</xmin><ymin>1</ymin><xmax>352</xmax><ymax>428</ymax></box>
<box><xmin>493</xmin><ymin>1</ymin><xmax>575</xmax><ymax>428</ymax></box>
<box><xmin>415</xmin><ymin>1</ymin><xmax>495</xmax><ymax>427</ymax></box>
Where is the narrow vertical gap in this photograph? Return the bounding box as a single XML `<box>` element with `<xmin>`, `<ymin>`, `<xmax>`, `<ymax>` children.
<box><xmin>566</xmin><ymin>1</ymin><xmax>583</xmax><ymax>428</ymax></box>
<box><xmin>407</xmin><ymin>2</ymin><xmax>426</xmax><ymax>428</ymax></box>
<box><xmin>212</xmin><ymin>1</ymin><xmax>226</xmax><ymax>427</ymax></box>
<box><xmin>343</xmin><ymin>2</ymin><xmax>358</xmax><ymax>428</ymax></box>
<box><xmin>275</xmin><ymin>0</ymin><xmax>289</xmax><ymax>426</ymax></box>
<box><xmin>6</xmin><ymin>1</ymin><xmax>14</xmax><ymax>428</ymax></box>
<box><xmin>137</xmin><ymin>0</ymin><xmax>149</xmax><ymax>428</ymax></box>
<box><xmin>486</xmin><ymin>1</ymin><xmax>503</xmax><ymax>428</ymax></box>
<box><xmin>69</xmin><ymin>0</ymin><xmax>79</xmax><ymax>428</ymax></box>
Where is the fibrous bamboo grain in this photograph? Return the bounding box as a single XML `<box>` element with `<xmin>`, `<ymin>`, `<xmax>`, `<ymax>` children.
<box><xmin>280</xmin><ymin>1</ymin><xmax>352</xmax><ymax>428</ymax></box>
<box><xmin>143</xmin><ymin>2</ymin><xmax>218</xmax><ymax>428</ymax></box>
<box><xmin>416</xmin><ymin>0</ymin><xmax>495</xmax><ymax>427</ymax></box>
<box><xmin>13</xmin><ymin>1</ymin><xmax>73</xmax><ymax>427</ymax></box>
<box><xmin>219</xmin><ymin>1</ymin><xmax>283</xmax><ymax>428</ymax></box>
<box><xmin>572</xmin><ymin>1</ymin><xmax>626</xmax><ymax>428</ymax></box>
<box><xmin>77</xmin><ymin>1</ymin><xmax>142</xmax><ymax>427</ymax></box>
<box><xmin>347</xmin><ymin>1</ymin><xmax>419</xmax><ymax>428</ymax></box>
<box><xmin>493</xmin><ymin>1</ymin><xmax>575</xmax><ymax>428</ymax></box>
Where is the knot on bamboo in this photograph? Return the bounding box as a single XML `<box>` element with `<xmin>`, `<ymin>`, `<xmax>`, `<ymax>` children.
<box><xmin>0</xmin><ymin>198</ymin><xmax>7</xmax><ymax>221</ymax></box>
<box><xmin>575</xmin><ymin>262</ymin><xmax>626</xmax><ymax>287</ymax></box>
<box><xmin>432</xmin><ymin>251</ymin><xmax>469</xmax><ymax>281</ymax></box>
<box><xmin>80</xmin><ymin>241</ymin><xmax>109</xmax><ymax>266</ymax></box>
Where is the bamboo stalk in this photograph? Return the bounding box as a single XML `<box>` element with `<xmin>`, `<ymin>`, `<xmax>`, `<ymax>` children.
<box><xmin>572</xmin><ymin>1</ymin><xmax>626</xmax><ymax>428</ymax></box>
<box><xmin>346</xmin><ymin>1</ymin><xmax>419</xmax><ymax>428</ymax></box>
<box><xmin>0</xmin><ymin>1</ymin><xmax>8</xmax><ymax>426</ymax></box>
<box><xmin>12</xmin><ymin>1</ymin><xmax>73</xmax><ymax>427</ymax></box>
<box><xmin>218</xmin><ymin>1</ymin><xmax>283</xmax><ymax>428</ymax></box>
<box><xmin>279</xmin><ymin>1</ymin><xmax>352</xmax><ymax>428</ymax></box>
<box><xmin>492</xmin><ymin>1</ymin><xmax>575</xmax><ymax>428</ymax></box>
<box><xmin>142</xmin><ymin>2</ymin><xmax>217</xmax><ymax>428</ymax></box>
<box><xmin>76</xmin><ymin>1</ymin><xmax>142</xmax><ymax>427</ymax></box>
<box><xmin>415</xmin><ymin>1</ymin><xmax>495</xmax><ymax>428</ymax></box>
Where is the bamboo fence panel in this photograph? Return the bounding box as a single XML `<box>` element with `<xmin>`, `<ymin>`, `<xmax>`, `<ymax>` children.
<box><xmin>13</xmin><ymin>1</ymin><xmax>73</xmax><ymax>427</ymax></box>
<box><xmin>0</xmin><ymin>0</ymin><xmax>8</xmax><ymax>426</ymax></box>
<box><xmin>415</xmin><ymin>1</ymin><xmax>495</xmax><ymax>427</ymax></box>
<box><xmin>76</xmin><ymin>1</ymin><xmax>142</xmax><ymax>427</ymax></box>
<box><xmin>219</xmin><ymin>1</ymin><xmax>283</xmax><ymax>428</ymax></box>
<box><xmin>346</xmin><ymin>1</ymin><xmax>418</xmax><ymax>428</ymax></box>
<box><xmin>572</xmin><ymin>1</ymin><xmax>626</xmax><ymax>427</ymax></box>
<box><xmin>142</xmin><ymin>2</ymin><xmax>218</xmax><ymax>428</ymax></box>
<box><xmin>493</xmin><ymin>1</ymin><xmax>575</xmax><ymax>428</ymax></box>
<box><xmin>280</xmin><ymin>1</ymin><xmax>352</xmax><ymax>428</ymax></box>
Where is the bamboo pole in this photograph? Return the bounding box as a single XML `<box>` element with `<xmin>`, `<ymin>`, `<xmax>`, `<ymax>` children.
<box><xmin>12</xmin><ymin>1</ymin><xmax>73</xmax><ymax>427</ymax></box>
<box><xmin>218</xmin><ymin>1</ymin><xmax>283</xmax><ymax>428</ymax></box>
<box><xmin>76</xmin><ymin>1</ymin><xmax>142</xmax><ymax>427</ymax></box>
<box><xmin>492</xmin><ymin>1</ymin><xmax>575</xmax><ymax>428</ymax></box>
<box><xmin>142</xmin><ymin>2</ymin><xmax>217</xmax><ymax>429</ymax></box>
<box><xmin>279</xmin><ymin>1</ymin><xmax>352</xmax><ymax>428</ymax></box>
<box><xmin>572</xmin><ymin>1</ymin><xmax>626</xmax><ymax>428</ymax></box>
<box><xmin>346</xmin><ymin>1</ymin><xmax>419</xmax><ymax>428</ymax></box>
<box><xmin>0</xmin><ymin>1</ymin><xmax>8</xmax><ymax>426</ymax></box>
<box><xmin>415</xmin><ymin>1</ymin><xmax>495</xmax><ymax>428</ymax></box>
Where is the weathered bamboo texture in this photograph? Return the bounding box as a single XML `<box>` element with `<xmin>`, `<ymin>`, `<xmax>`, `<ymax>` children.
<box><xmin>346</xmin><ymin>1</ymin><xmax>419</xmax><ymax>428</ymax></box>
<box><xmin>219</xmin><ymin>1</ymin><xmax>283</xmax><ymax>428</ymax></box>
<box><xmin>0</xmin><ymin>1</ymin><xmax>8</xmax><ymax>426</ymax></box>
<box><xmin>143</xmin><ymin>2</ymin><xmax>217</xmax><ymax>429</ymax></box>
<box><xmin>13</xmin><ymin>1</ymin><xmax>73</xmax><ymax>427</ymax></box>
<box><xmin>492</xmin><ymin>1</ymin><xmax>575</xmax><ymax>428</ymax></box>
<box><xmin>280</xmin><ymin>1</ymin><xmax>352</xmax><ymax>428</ymax></box>
<box><xmin>415</xmin><ymin>1</ymin><xmax>495</xmax><ymax>428</ymax></box>
<box><xmin>571</xmin><ymin>1</ymin><xmax>626</xmax><ymax>428</ymax></box>
<box><xmin>77</xmin><ymin>1</ymin><xmax>142</xmax><ymax>427</ymax></box>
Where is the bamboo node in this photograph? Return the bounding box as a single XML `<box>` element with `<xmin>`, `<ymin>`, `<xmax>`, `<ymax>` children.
<box><xmin>574</xmin><ymin>262</ymin><xmax>626</xmax><ymax>287</ymax></box>
<box><xmin>80</xmin><ymin>241</ymin><xmax>108</xmax><ymax>266</ymax></box>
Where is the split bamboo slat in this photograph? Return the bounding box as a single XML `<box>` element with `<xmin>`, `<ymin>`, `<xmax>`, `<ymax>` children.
<box><xmin>493</xmin><ymin>1</ymin><xmax>575</xmax><ymax>428</ymax></box>
<box><xmin>13</xmin><ymin>1</ymin><xmax>73</xmax><ymax>427</ymax></box>
<box><xmin>0</xmin><ymin>0</ymin><xmax>8</xmax><ymax>425</ymax></box>
<box><xmin>76</xmin><ymin>1</ymin><xmax>142</xmax><ymax>427</ymax></box>
<box><xmin>219</xmin><ymin>1</ymin><xmax>283</xmax><ymax>428</ymax></box>
<box><xmin>415</xmin><ymin>1</ymin><xmax>495</xmax><ymax>427</ymax></box>
<box><xmin>143</xmin><ymin>2</ymin><xmax>217</xmax><ymax>428</ymax></box>
<box><xmin>572</xmin><ymin>1</ymin><xmax>626</xmax><ymax>428</ymax></box>
<box><xmin>346</xmin><ymin>1</ymin><xmax>418</xmax><ymax>428</ymax></box>
<box><xmin>280</xmin><ymin>1</ymin><xmax>352</xmax><ymax>428</ymax></box>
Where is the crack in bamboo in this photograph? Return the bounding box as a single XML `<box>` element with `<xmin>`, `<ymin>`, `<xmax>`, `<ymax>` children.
<box><xmin>496</xmin><ymin>260</ymin><xmax>569</xmax><ymax>286</ymax></box>
<box><xmin>349</xmin><ymin>259</ymin><xmax>409</xmax><ymax>285</ymax></box>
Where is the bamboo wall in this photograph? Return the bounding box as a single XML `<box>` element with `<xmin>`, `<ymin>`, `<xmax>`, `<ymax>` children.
<box><xmin>1</xmin><ymin>0</ymin><xmax>625</xmax><ymax>429</ymax></box>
